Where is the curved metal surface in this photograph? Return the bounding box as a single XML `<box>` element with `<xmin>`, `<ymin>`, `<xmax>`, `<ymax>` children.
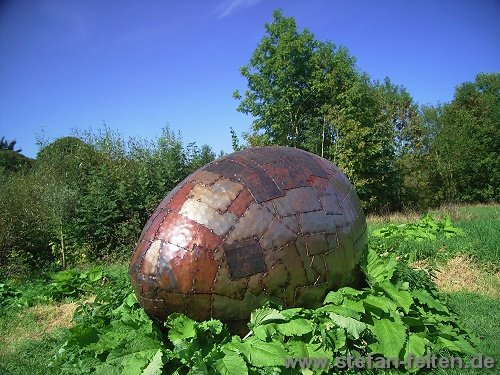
<box><xmin>129</xmin><ymin>146</ymin><xmax>367</xmax><ymax>322</ymax></box>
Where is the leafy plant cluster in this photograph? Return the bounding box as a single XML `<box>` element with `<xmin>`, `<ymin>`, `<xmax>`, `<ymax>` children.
<box><xmin>52</xmin><ymin>249</ymin><xmax>477</xmax><ymax>374</ymax></box>
<box><xmin>0</xmin><ymin>267</ymin><xmax>118</xmax><ymax>315</ymax></box>
<box><xmin>47</xmin><ymin>269</ymin><xmax>105</xmax><ymax>300</ymax></box>
<box><xmin>371</xmin><ymin>214</ymin><xmax>464</xmax><ymax>242</ymax></box>
<box><xmin>370</xmin><ymin>214</ymin><xmax>465</xmax><ymax>263</ymax></box>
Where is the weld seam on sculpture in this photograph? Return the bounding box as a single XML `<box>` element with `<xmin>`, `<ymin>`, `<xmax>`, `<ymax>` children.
<box><xmin>130</xmin><ymin>146</ymin><xmax>367</xmax><ymax>324</ymax></box>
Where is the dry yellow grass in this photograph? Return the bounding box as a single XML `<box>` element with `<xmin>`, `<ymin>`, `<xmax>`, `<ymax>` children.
<box><xmin>433</xmin><ymin>255</ymin><xmax>500</xmax><ymax>298</ymax></box>
<box><xmin>0</xmin><ymin>301</ymin><xmax>77</xmax><ymax>354</ymax></box>
<box><xmin>367</xmin><ymin>203</ymin><xmax>500</xmax><ymax>224</ymax></box>
<box><xmin>30</xmin><ymin>302</ymin><xmax>77</xmax><ymax>336</ymax></box>
<box><xmin>366</xmin><ymin>211</ymin><xmax>422</xmax><ymax>224</ymax></box>
<box><xmin>0</xmin><ymin>295</ymin><xmax>96</xmax><ymax>355</ymax></box>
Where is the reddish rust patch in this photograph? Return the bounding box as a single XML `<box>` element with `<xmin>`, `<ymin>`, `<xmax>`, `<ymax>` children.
<box><xmin>192</xmin><ymin>246</ymin><xmax>218</xmax><ymax>292</ymax></box>
<box><xmin>227</xmin><ymin>188</ymin><xmax>255</xmax><ymax>217</ymax></box>
<box><xmin>193</xmin><ymin>224</ymin><xmax>223</xmax><ymax>251</ymax></box>
<box><xmin>168</xmin><ymin>181</ymin><xmax>196</xmax><ymax>213</ymax></box>
<box><xmin>169</xmin><ymin>250</ymin><xmax>195</xmax><ymax>294</ymax></box>
<box><xmin>307</xmin><ymin>175</ymin><xmax>330</xmax><ymax>190</ymax></box>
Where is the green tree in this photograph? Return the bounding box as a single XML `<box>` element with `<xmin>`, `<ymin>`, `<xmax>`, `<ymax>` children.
<box><xmin>0</xmin><ymin>171</ymin><xmax>52</xmax><ymax>276</ymax></box>
<box><xmin>0</xmin><ymin>136</ymin><xmax>22</xmax><ymax>152</ymax></box>
<box><xmin>35</xmin><ymin>137</ymin><xmax>98</xmax><ymax>267</ymax></box>
<box><xmin>375</xmin><ymin>78</ymin><xmax>426</xmax><ymax>156</ymax></box>
<box><xmin>431</xmin><ymin>73</ymin><xmax>500</xmax><ymax>202</ymax></box>
<box><xmin>186</xmin><ymin>143</ymin><xmax>216</xmax><ymax>171</ymax></box>
<box><xmin>233</xmin><ymin>10</ymin><xmax>323</xmax><ymax>148</ymax></box>
<box><xmin>0</xmin><ymin>138</ymin><xmax>31</xmax><ymax>174</ymax></box>
<box><xmin>234</xmin><ymin>10</ymin><xmax>401</xmax><ymax>212</ymax></box>
<box><xmin>0</xmin><ymin>150</ymin><xmax>32</xmax><ymax>174</ymax></box>
<box><xmin>230</xmin><ymin>127</ymin><xmax>246</xmax><ymax>151</ymax></box>
<box><xmin>395</xmin><ymin>105</ymin><xmax>445</xmax><ymax>209</ymax></box>
<box><xmin>322</xmin><ymin>74</ymin><xmax>398</xmax><ymax>212</ymax></box>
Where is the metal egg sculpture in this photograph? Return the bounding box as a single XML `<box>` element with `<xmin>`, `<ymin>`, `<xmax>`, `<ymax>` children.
<box><xmin>129</xmin><ymin>146</ymin><xmax>367</xmax><ymax>323</ymax></box>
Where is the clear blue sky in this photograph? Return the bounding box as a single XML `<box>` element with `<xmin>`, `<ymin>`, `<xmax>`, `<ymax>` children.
<box><xmin>1</xmin><ymin>0</ymin><xmax>499</xmax><ymax>158</ymax></box>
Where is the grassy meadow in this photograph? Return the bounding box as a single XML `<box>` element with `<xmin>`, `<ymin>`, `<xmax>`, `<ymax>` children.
<box><xmin>0</xmin><ymin>203</ymin><xmax>498</xmax><ymax>374</ymax></box>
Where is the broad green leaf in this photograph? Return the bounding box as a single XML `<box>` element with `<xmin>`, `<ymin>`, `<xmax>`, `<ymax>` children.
<box><xmin>402</xmin><ymin>316</ymin><xmax>426</xmax><ymax>327</ymax></box>
<box><xmin>225</xmin><ymin>336</ymin><xmax>288</xmax><ymax>367</ymax></box>
<box><xmin>379</xmin><ymin>283</ymin><xmax>413</xmax><ymax>313</ymax></box>
<box><xmin>323</xmin><ymin>291</ymin><xmax>343</xmax><ymax>305</ymax></box>
<box><xmin>94</xmin><ymin>364</ymin><xmax>122</xmax><ymax>375</ymax></box>
<box><xmin>166</xmin><ymin>314</ymin><xmax>196</xmax><ymax>341</ymax></box>
<box><xmin>88</xmin><ymin>269</ymin><xmax>103</xmax><ymax>282</ymax></box>
<box><xmin>66</xmin><ymin>326</ymin><xmax>99</xmax><ymax>347</ymax></box>
<box><xmin>441</xmin><ymin>215</ymin><xmax>464</xmax><ymax>237</ymax></box>
<box><xmin>87</xmin><ymin>322</ymin><xmax>132</xmax><ymax>354</ymax></box>
<box><xmin>286</xmin><ymin>340</ymin><xmax>332</xmax><ymax>358</ymax></box>
<box><xmin>404</xmin><ymin>333</ymin><xmax>427</xmax><ymax>361</ymax></box>
<box><xmin>342</xmin><ymin>298</ymin><xmax>365</xmax><ymax>313</ymax></box>
<box><xmin>415</xmin><ymin>288</ymin><xmax>450</xmax><ymax>310</ymax></box>
<box><xmin>329</xmin><ymin>313</ymin><xmax>366</xmax><ymax>339</ymax></box>
<box><xmin>276</xmin><ymin>318</ymin><xmax>313</xmax><ymax>336</ymax></box>
<box><xmin>368</xmin><ymin>317</ymin><xmax>407</xmax><ymax>358</ymax></box>
<box><xmin>325</xmin><ymin>327</ymin><xmax>346</xmax><ymax>351</ymax></box>
<box><xmin>372</xmin><ymin>225</ymin><xmax>398</xmax><ymax>238</ymax></box>
<box><xmin>435</xmin><ymin>337</ymin><xmax>477</xmax><ymax>355</ymax></box>
<box><xmin>98</xmin><ymin>346</ymin><xmax>161</xmax><ymax>375</ymax></box>
<box><xmin>281</xmin><ymin>307</ymin><xmax>303</xmax><ymax>319</ymax></box>
<box><xmin>363</xmin><ymin>249</ymin><xmax>397</xmax><ymax>284</ymax></box>
<box><xmin>363</xmin><ymin>294</ymin><xmax>395</xmax><ymax>313</ymax></box>
<box><xmin>250</xmin><ymin>307</ymin><xmax>287</xmax><ymax>328</ymax></box>
<box><xmin>339</xmin><ymin>287</ymin><xmax>364</xmax><ymax>297</ymax></box>
<box><xmin>253</xmin><ymin>324</ymin><xmax>277</xmax><ymax>340</ymax></box>
<box><xmin>315</xmin><ymin>304</ymin><xmax>360</xmax><ymax>319</ymax></box>
<box><xmin>214</xmin><ymin>350</ymin><xmax>248</xmax><ymax>375</ymax></box>
<box><xmin>141</xmin><ymin>349</ymin><xmax>163</xmax><ymax>375</ymax></box>
<box><xmin>199</xmin><ymin>319</ymin><xmax>223</xmax><ymax>334</ymax></box>
<box><xmin>125</xmin><ymin>293</ymin><xmax>138</xmax><ymax>307</ymax></box>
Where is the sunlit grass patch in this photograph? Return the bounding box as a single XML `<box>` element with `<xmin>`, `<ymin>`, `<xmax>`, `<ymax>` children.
<box><xmin>0</xmin><ymin>301</ymin><xmax>76</xmax><ymax>353</ymax></box>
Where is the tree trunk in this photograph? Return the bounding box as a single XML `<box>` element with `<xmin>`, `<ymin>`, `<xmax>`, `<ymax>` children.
<box><xmin>60</xmin><ymin>222</ymin><xmax>66</xmax><ymax>269</ymax></box>
<box><xmin>321</xmin><ymin>116</ymin><xmax>325</xmax><ymax>158</ymax></box>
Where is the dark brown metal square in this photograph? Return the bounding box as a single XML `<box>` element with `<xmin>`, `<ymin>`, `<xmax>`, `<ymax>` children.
<box><xmin>223</xmin><ymin>239</ymin><xmax>267</xmax><ymax>280</ymax></box>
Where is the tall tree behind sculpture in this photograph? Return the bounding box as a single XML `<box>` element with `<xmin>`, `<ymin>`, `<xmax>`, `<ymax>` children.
<box><xmin>234</xmin><ymin>10</ymin><xmax>405</xmax><ymax>212</ymax></box>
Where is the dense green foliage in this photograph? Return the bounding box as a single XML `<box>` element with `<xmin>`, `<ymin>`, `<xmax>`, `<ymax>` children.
<box><xmin>233</xmin><ymin>10</ymin><xmax>499</xmax><ymax>212</ymax></box>
<box><xmin>371</xmin><ymin>214</ymin><xmax>464</xmax><ymax>244</ymax></box>
<box><xmin>423</xmin><ymin>74</ymin><xmax>500</xmax><ymax>204</ymax></box>
<box><xmin>36</xmin><ymin>248</ymin><xmax>476</xmax><ymax>374</ymax></box>
<box><xmin>0</xmin><ymin>127</ymin><xmax>215</xmax><ymax>276</ymax></box>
